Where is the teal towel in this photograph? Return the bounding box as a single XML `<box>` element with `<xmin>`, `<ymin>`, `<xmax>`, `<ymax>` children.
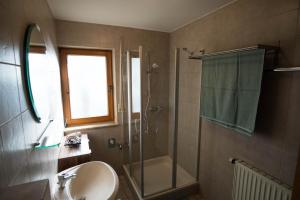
<box><xmin>200</xmin><ymin>49</ymin><xmax>265</xmax><ymax>135</ymax></box>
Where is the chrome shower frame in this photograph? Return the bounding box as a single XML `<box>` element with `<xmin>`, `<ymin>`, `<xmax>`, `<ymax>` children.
<box><xmin>124</xmin><ymin>47</ymin><xmax>201</xmax><ymax>199</ymax></box>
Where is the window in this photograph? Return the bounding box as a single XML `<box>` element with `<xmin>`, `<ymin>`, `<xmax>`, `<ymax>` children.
<box><xmin>130</xmin><ymin>52</ymin><xmax>141</xmax><ymax>119</ymax></box>
<box><xmin>60</xmin><ymin>48</ymin><xmax>114</xmax><ymax>127</ymax></box>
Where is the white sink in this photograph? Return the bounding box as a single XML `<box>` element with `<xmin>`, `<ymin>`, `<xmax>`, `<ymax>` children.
<box><xmin>55</xmin><ymin>161</ymin><xmax>119</xmax><ymax>200</ymax></box>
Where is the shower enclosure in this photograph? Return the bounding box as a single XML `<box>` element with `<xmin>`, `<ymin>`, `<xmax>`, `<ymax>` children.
<box><xmin>123</xmin><ymin>47</ymin><xmax>201</xmax><ymax>199</ymax></box>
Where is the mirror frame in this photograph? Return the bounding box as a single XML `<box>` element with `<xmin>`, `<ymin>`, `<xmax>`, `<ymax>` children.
<box><xmin>23</xmin><ymin>23</ymin><xmax>43</xmax><ymax>122</ymax></box>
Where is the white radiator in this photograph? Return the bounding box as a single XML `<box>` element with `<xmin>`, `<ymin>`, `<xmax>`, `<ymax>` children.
<box><xmin>232</xmin><ymin>160</ymin><xmax>292</xmax><ymax>200</ymax></box>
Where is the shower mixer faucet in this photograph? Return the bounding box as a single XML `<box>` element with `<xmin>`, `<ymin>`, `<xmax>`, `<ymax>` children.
<box><xmin>149</xmin><ymin>105</ymin><xmax>163</xmax><ymax>112</ymax></box>
<box><xmin>57</xmin><ymin>173</ymin><xmax>77</xmax><ymax>189</ymax></box>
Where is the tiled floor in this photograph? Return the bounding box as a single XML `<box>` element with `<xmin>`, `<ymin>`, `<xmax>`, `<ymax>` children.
<box><xmin>116</xmin><ymin>176</ymin><xmax>136</xmax><ymax>200</ymax></box>
<box><xmin>182</xmin><ymin>194</ymin><xmax>203</xmax><ymax>200</ymax></box>
<box><xmin>116</xmin><ymin>175</ymin><xmax>203</xmax><ymax>200</ymax></box>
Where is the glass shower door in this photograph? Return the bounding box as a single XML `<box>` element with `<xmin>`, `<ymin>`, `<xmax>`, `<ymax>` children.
<box><xmin>175</xmin><ymin>48</ymin><xmax>199</xmax><ymax>187</ymax></box>
<box><xmin>141</xmin><ymin>47</ymin><xmax>173</xmax><ymax>197</ymax></box>
<box><xmin>125</xmin><ymin>48</ymin><xmax>143</xmax><ymax>195</ymax></box>
<box><xmin>125</xmin><ymin>47</ymin><xmax>200</xmax><ymax>198</ymax></box>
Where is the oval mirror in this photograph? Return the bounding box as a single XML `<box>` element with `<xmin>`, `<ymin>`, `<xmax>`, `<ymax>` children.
<box><xmin>24</xmin><ymin>24</ymin><xmax>51</xmax><ymax>122</ymax></box>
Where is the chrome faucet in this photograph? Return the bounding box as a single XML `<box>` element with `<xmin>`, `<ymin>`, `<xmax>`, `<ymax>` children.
<box><xmin>57</xmin><ymin>173</ymin><xmax>77</xmax><ymax>189</ymax></box>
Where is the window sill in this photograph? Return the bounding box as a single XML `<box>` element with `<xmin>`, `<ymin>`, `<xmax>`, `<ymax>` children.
<box><xmin>64</xmin><ymin>122</ymin><xmax>119</xmax><ymax>134</ymax></box>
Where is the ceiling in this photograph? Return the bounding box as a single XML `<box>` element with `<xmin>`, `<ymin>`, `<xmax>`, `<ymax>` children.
<box><xmin>47</xmin><ymin>0</ymin><xmax>235</xmax><ymax>33</ymax></box>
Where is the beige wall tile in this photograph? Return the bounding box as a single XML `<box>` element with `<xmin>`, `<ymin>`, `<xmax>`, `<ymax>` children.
<box><xmin>0</xmin><ymin>116</ymin><xmax>27</xmax><ymax>186</ymax></box>
<box><xmin>0</xmin><ymin>128</ymin><xmax>8</xmax><ymax>188</ymax></box>
<box><xmin>170</xmin><ymin>0</ymin><xmax>300</xmax><ymax>199</ymax></box>
<box><xmin>0</xmin><ymin>1</ymin><xmax>15</xmax><ymax>64</ymax></box>
<box><xmin>26</xmin><ymin>150</ymin><xmax>43</xmax><ymax>182</ymax></box>
<box><xmin>56</xmin><ymin>20</ymin><xmax>170</xmax><ymax>170</ymax></box>
<box><xmin>0</xmin><ymin>0</ymin><xmax>63</xmax><ymax>197</ymax></box>
<box><xmin>292</xmin><ymin>34</ymin><xmax>300</xmax><ymax>65</ymax></box>
<box><xmin>21</xmin><ymin>111</ymin><xmax>39</xmax><ymax>157</ymax></box>
<box><xmin>0</xmin><ymin>64</ymin><xmax>20</xmax><ymax>125</ymax></box>
<box><xmin>16</xmin><ymin>67</ymin><xmax>27</xmax><ymax>112</ymax></box>
<box><xmin>8</xmin><ymin>0</ymin><xmax>27</xmax><ymax>66</ymax></box>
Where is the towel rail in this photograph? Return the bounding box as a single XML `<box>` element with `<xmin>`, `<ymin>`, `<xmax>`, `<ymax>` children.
<box><xmin>185</xmin><ymin>45</ymin><xmax>279</xmax><ymax>59</ymax></box>
<box><xmin>184</xmin><ymin>44</ymin><xmax>279</xmax><ymax>71</ymax></box>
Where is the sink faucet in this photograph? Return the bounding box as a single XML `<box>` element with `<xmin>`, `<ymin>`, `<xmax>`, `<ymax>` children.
<box><xmin>57</xmin><ymin>173</ymin><xmax>77</xmax><ymax>189</ymax></box>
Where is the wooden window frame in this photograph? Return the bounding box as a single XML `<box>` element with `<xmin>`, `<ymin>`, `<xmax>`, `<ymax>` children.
<box><xmin>59</xmin><ymin>48</ymin><xmax>114</xmax><ymax>127</ymax></box>
<box><xmin>30</xmin><ymin>45</ymin><xmax>46</xmax><ymax>54</ymax></box>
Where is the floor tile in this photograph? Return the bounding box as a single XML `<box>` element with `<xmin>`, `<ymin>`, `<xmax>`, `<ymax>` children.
<box><xmin>117</xmin><ymin>175</ymin><xmax>204</xmax><ymax>200</ymax></box>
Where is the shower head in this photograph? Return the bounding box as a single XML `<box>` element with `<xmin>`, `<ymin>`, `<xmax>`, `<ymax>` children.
<box><xmin>152</xmin><ymin>63</ymin><xmax>159</xmax><ymax>69</ymax></box>
<box><xmin>147</xmin><ymin>63</ymin><xmax>159</xmax><ymax>74</ymax></box>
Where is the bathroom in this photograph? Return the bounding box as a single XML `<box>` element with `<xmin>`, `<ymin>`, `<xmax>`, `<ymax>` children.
<box><xmin>0</xmin><ymin>0</ymin><xmax>300</xmax><ymax>199</ymax></box>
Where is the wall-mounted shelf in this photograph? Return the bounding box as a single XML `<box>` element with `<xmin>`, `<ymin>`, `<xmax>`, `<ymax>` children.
<box><xmin>33</xmin><ymin>119</ymin><xmax>61</xmax><ymax>149</ymax></box>
<box><xmin>273</xmin><ymin>67</ymin><xmax>300</xmax><ymax>72</ymax></box>
<box><xmin>58</xmin><ymin>133</ymin><xmax>91</xmax><ymax>172</ymax></box>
